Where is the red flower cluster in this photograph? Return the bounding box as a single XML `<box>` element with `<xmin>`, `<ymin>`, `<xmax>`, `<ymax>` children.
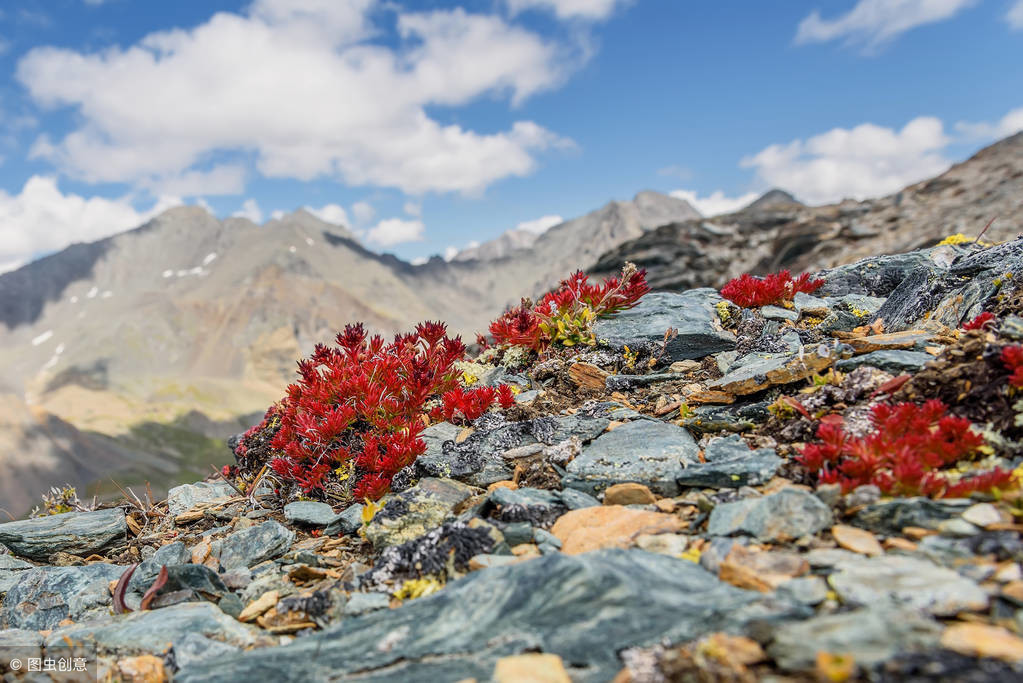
<box><xmin>1002</xmin><ymin>345</ymin><xmax>1023</xmax><ymax>388</ymax></box>
<box><xmin>720</xmin><ymin>270</ymin><xmax>824</xmax><ymax>308</ymax></box>
<box><xmin>263</xmin><ymin>321</ymin><xmax>505</xmax><ymax>499</ymax></box>
<box><xmin>962</xmin><ymin>311</ymin><xmax>996</xmax><ymax>330</ymax></box>
<box><xmin>433</xmin><ymin>384</ymin><xmax>515</xmax><ymax>424</ymax></box>
<box><xmin>798</xmin><ymin>400</ymin><xmax>1011</xmax><ymax>498</ymax></box>
<box><xmin>489</xmin><ymin>264</ymin><xmax>650</xmax><ymax>352</ymax></box>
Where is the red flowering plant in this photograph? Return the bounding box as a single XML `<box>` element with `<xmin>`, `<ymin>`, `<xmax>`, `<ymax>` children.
<box><xmin>1002</xmin><ymin>344</ymin><xmax>1023</xmax><ymax>389</ymax></box>
<box><xmin>797</xmin><ymin>399</ymin><xmax>1012</xmax><ymax>498</ymax></box>
<box><xmin>962</xmin><ymin>311</ymin><xmax>996</xmax><ymax>331</ymax></box>
<box><xmin>489</xmin><ymin>262</ymin><xmax>650</xmax><ymax>353</ymax></box>
<box><xmin>720</xmin><ymin>270</ymin><xmax>824</xmax><ymax>308</ymax></box>
<box><xmin>234</xmin><ymin>322</ymin><xmax>512</xmax><ymax>501</ymax></box>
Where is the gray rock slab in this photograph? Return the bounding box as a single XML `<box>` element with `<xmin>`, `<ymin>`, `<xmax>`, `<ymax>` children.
<box><xmin>681</xmin><ymin>401</ymin><xmax>772</xmax><ymax>434</ymax></box>
<box><xmin>593</xmin><ymin>290</ymin><xmax>736</xmax><ymax>362</ymax></box>
<box><xmin>853</xmin><ymin>497</ymin><xmax>972</xmax><ymax>536</ymax></box>
<box><xmin>177</xmin><ymin>549</ymin><xmax>807</xmax><ymax>683</ymax></box>
<box><xmin>0</xmin><ymin>508</ymin><xmax>126</xmax><ymax>561</ymax></box>
<box><xmin>283</xmin><ymin>501</ymin><xmax>337</xmax><ymax>527</ymax></box>
<box><xmin>2</xmin><ymin>564</ymin><xmax>126</xmax><ymax>630</ymax></box>
<box><xmin>563</xmin><ymin>420</ymin><xmax>700</xmax><ymax>497</ymax></box>
<box><xmin>828</xmin><ymin>555</ymin><xmax>988</xmax><ymax>616</ymax></box>
<box><xmin>364</xmin><ymin>478</ymin><xmax>477</xmax><ymax>550</ymax></box>
<box><xmin>324</xmin><ymin>503</ymin><xmax>364</xmax><ymax>536</ymax></box>
<box><xmin>836</xmin><ymin>350</ymin><xmax>933</xmax><ymax>374</ymax></box>
<box><xmin>46</xmin><ymin>602</ymin><xmax>259</xmax><ymax>656</ymax></box>
<box><xmin>0</xmin><ymin>554</ymin><xmax>34</xmax><ymax>594</ymax></box>
<box><xmin>707</xmin><ymin>488</ymin><xmax>833</xmax><ymax>542</ymax></box>
<box><xmin>171</xmin><ymin>633</ymin><xmax>242</xmax><ymax>670</ymax></box>
<box><xmin>343</xmin><ymin>592</ymin><xmax>391</xmax><ymax>616</ymax></box>
<box><xmin>760</xmin><ymin>305</ymin><xmax>798</xmax><ymax>321</ymax></box>
<box><xmin>768</xmin><ymin>607</ymin><xmax>943</xmax><ymax>672</ymax></box>
<box><xmin>129</xmin><ymin>541</ymin><xmax>190</xmax><ymax>593</ymax></box>
<box><xmin>676</xmin><ymin>434</ymin><xmax>781</xmax><ymax>488</ymax></box>
<box><xmin>167</xmin><ymin>482</ymin><xmax>237</xmax><ymax>517</ymax></box>
<box><xmin>219</xmin><ymin>520</ymin><xmax>294</xmax><ymax>570</ymax></box>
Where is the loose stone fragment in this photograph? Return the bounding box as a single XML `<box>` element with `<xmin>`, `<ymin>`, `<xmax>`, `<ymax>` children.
<box><xmin>831</xmin><ymin>524</ymin><xmax>883</xmax><ymax>557</ymax></box>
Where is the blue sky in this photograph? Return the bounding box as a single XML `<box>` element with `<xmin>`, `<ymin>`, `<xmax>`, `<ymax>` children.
<box><xmin>0</xmin><ymin>0</ymin><xmax>1020</xmax><ymax>270</ymax></box>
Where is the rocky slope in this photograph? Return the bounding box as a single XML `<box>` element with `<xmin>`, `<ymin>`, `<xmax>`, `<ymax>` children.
<box><xmin>590</xmin><ymin>132</ymin><xmax>1023</xmax><ymax>291</ymax></box>
<box><xmin>3</xmin><ymin>236</ymin><xmax>1023</xmax><ymax>680</ymax></box>
<box><xmin>0</xmin><ymin>192</ymin><xmax>698</xmax><ymax>515</ymax></box>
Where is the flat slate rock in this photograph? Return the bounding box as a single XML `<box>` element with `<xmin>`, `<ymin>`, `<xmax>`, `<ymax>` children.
<box><xmin>177</xmin><ymin>549</ymin><xmax>806</xmax><ymax>683</ymax></box>
<box><xmin>853</xmin><ymin>497</ymin><xmax>972</xmax><ymax>536</ymax></box>
<box><xmin>2</xmin><ymin>563</ymin><xmax>126</xmax><ymax>630</ymax></box>
<box><xmin>828</xmin><ymin>555</ymin><xmax>988</xmax><ymax>616</ymax></box>
<box><xmin>593</xmin><ymin>290</ymin><xmax>736</xmax><ymax>362</ymax></box>
<box><xmin>219</xmin><ymin>520</ymin><xmax>295</xmax><ymax>570</ymax></box>
<box><xmin>0</xmin><ymin>554</ymin><xmax>34</xmax><ymax>594</ymax></box>
<box><xmin>563</xmin><ymin>420</ymin><xmax>700</xmax><ymax>497</ymax></box>
<box><xmin>46</xmin><ymin>602</ymin><xmax>259</xmax><ymax>656</ymax></box>
<box><xmin>364</xmin><ymin>478</ymin><xmax>477</xmax><ymax>550</ymax></box>
<box><xmin>836</xmin><ymin>350</ymin><xmax>933</xmax><ymax>374</ymax></box>
<box><xmin>130</xmin><ymin>541</ymin><xmax>190</xmax><ymax>593</ymax></box>
<box><xmin>676</xmin><ymin>434</ymin><xmax>781</xmax><ymax>488</ymax></box>
<box><xmin>283</xmin><ymin>501</ymin><xmax>337</xmax><ymax>527</ymax></box>
<box><xmin>0</xmin><ymin>508</ymin><xmax>126</xmax><ymax>561</ymax></box>
<box><xmin>707</xmin><ymin>488</ymin><xmax>833</xmax><ymax>542</ymax></box>
<box><xmin>768</xmin><ymin>607</ymin><xmax>943</xmax><ymax>672</ymax></box>
<box><xmin>167</xmin><ymin>481</ymin><xmax>237</xmax><ymax>517</ymax></box>
<box><xmin>483</xmin><ymin>486</ymin><xmax>599</xmax><ymax>528</ymax></box>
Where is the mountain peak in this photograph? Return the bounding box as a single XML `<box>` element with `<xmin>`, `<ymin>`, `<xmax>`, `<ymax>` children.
<box><xmin>741</xmin><ymin>189</ymin><xmax>802</xmax><ymax>212</ymax></box>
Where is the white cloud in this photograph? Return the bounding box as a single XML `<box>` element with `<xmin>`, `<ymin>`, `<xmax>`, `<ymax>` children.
<box><xmin>403</xmin><ymin>201</ymin><xmax>422</xmax><ymax>217</ymax></box>
<box><xmin>232</xmin><ymin>198</ymin><xmax>263</xmax><ymax>223</ymax></box>
<box><xmin>17</xmin><ymin>2</ymin><xmax>577</xmax><ymax>196</ymax></box>
<box><xmin>507</xmin><ymin>0</ymin><xmax>628</xmax><ymax>20</ymax></box>
<box><xmin>1010</xmin><ymin>0</ymin><xmax>1023</xmax><ymax>28</ymax></box>
<box><xmin>366</xmin><ymin>217</ymin><xmax>425</xmax><ymax>246</ymax></box>
<box><xmin>515</xmin><ymin>214</ymin><xmax>563</xmax><ymax>234</ymax></box>
<box><xmin>351</xmin><ymin>201</ymin><xmax>375</xmax><ymax>224</ymax></box>
<box><xmin>668</xmin><ymin>189</ymin><xmax>759</xmax><ymax>217</ymax></box>
<box><xmin>795</xmin><ymin>0</ymin><xmax>977</xmax><ymax>51</ymax></box>
<box><xmin>305</xmin><ymin>203</ymin><xmax>349</xmax><ymax>226</ymax></box>
<box><xmin>955</xmin><ymin>107</ymin><xmax>1023</xmax><ymax>140</ymax></box>
<box><xmin>443</xmin><ymin>245</ymin><xmax>459</xmax><ymax>261</ymax></box>
<box><xmin>0</xmin><ymin>176</ymin><xmax>180</xmax><ymax>272</ymax></box>
<box><xmin>409</xmin><ymin>256</ymin><xmax>429</xmax><ymax>266</ymax></box>
<box><xmin>270</xmin><ymin>209</ymin><xmax>285</xmax><ymax>220</ymax></box>
<box><xmin>143</xmin><ymin>165</ymin><xmax>245</xmax><ymax>197</ymax></box>
<box><xmin>740</xmin><ymin>116</ymin><xmax>951</xmax><ymax>205</ymax></box>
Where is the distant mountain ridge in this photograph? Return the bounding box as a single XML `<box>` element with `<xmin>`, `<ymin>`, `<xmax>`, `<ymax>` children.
<box><xmin>0</xmin><ymin>189</ymin><xmax>701</xmax><ymax>514</ymax></box>
<box><xmin>590</xmin><ymin>133</ymin><xmax>1023</xmax><ymax>291</ymax></box>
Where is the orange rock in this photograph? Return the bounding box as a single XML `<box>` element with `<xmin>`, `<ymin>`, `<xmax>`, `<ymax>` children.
<box><xmin>568</xmin><ymin>362</ymin><xmax>609</xmax><ymax>391</ymax></box>
<box><xmin>902</xmin><ymin>526</ymin><xmax>937</xmax><ymax>540</ymax></box>
<box><xmin>603</xmin><ymin>483</ymin><xmax>657</xmax><ymax>506</ymax></box>
<box><xmin>940</xmin><ymin>623</ymin><xmax>1023</xmax><ymax>662</ymax></box>
<box><xmin>883</xmin><ymin>537</ymin><xmax>918</xmax><ymax>552</ymax></box>
<box><xmin>718</xmin><ymin>546</ymin><xmax>809</xmax><ymax>592</ymax></box>
<box><xmin>487</xmin><ymin>480</ymin><xmax>518</xmax><ymax>493</ymax></box>
<box><xmin>510</xmin><ymin>544</ymin><xmax>541</xmax><ymax>557</ymax></box>
<box><xmin>654</xmin><ymin>498</ymin><xmax>677</xmax><ymax>513</ymax></box>
<box><xmin>551</xmin><ymin>506</ymin><xmax>681</xmax><ymax>555</ymax></box>
<box><xmin>493</xmin><ymin>653</ymin><xmax>572</xmax><ymax>683</ymax></box>
<box><xmin>831</xmin><ymin>524</ymin><xmax>883</xmax><ymax>556</ymax></box>
<box><xmin>815</xmin><ymin>652</ymin><xmax>856</xmax><ymax>683</ymax></box>
<box><xmin>1001</xmin><ymin>581</ymin><xmax>1023</xmax><ymax>604</ymax></box>
<box><xmin>117</xmin><ymin>655</ymin><xmax>167</xmax><ymax>683</ymax></box>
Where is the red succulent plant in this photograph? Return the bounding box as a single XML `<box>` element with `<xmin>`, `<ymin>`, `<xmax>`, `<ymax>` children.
<box><xmin>797</xmin><ymin>399</ymin><xmax>1011</xmax><ymax>498</ymax></box>
<box><xmin>243</xmin><ymin>321</ymin><xmax>509</xmax><ymax>500</ymax></box>
<box><xmin>720</xmin><ymin>270</ymin><xmax>824</xmax><ymax>308</ymax></box>
<box><xmin>1002</xmin><ymin>344</ymin><xmax>1023</xmax><ymax>389</ymax></box>
<box><xmin>489</xmin><ymin>263</ymin><xmax>650</xmax><ymax>353</ymax></box>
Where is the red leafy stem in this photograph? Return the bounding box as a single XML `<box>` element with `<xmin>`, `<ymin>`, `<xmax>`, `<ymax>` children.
<box><xmin>488</xmin><ymin>265</ymin><xmax>650</xmax><ymax>353</ymax></box>
<box><xmin>962</xmin><ymin>311</ymin><xmax>995</xmax><ymax>330</ymax></box>
<box><xmin>797</xmin><ymin>399</ymin><xmax>1011</xmax><ymax>498</ymax></box>
<box><xmin>238</xmin><ymin>321</ymin><xmax>511</xmax><ymax>500</ymax></box>
<box><xmin>1002</xmin><ymin>344</ymin><xmax>1023</xmax><ymax>389</ymax></box>
<box><xmin>113</xmin><ymin>564</ymin><xmax>138</xmax><ymax>614</ymax></box>
<box><xmin>140</xmin><ymin>566</ymin><xmax>169</xmax><ymax>611</ymax></box>
<box><xmin>720</xmin><ymin>270</ymin><xmax>824</xmax><ymax>308</ymax></box>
